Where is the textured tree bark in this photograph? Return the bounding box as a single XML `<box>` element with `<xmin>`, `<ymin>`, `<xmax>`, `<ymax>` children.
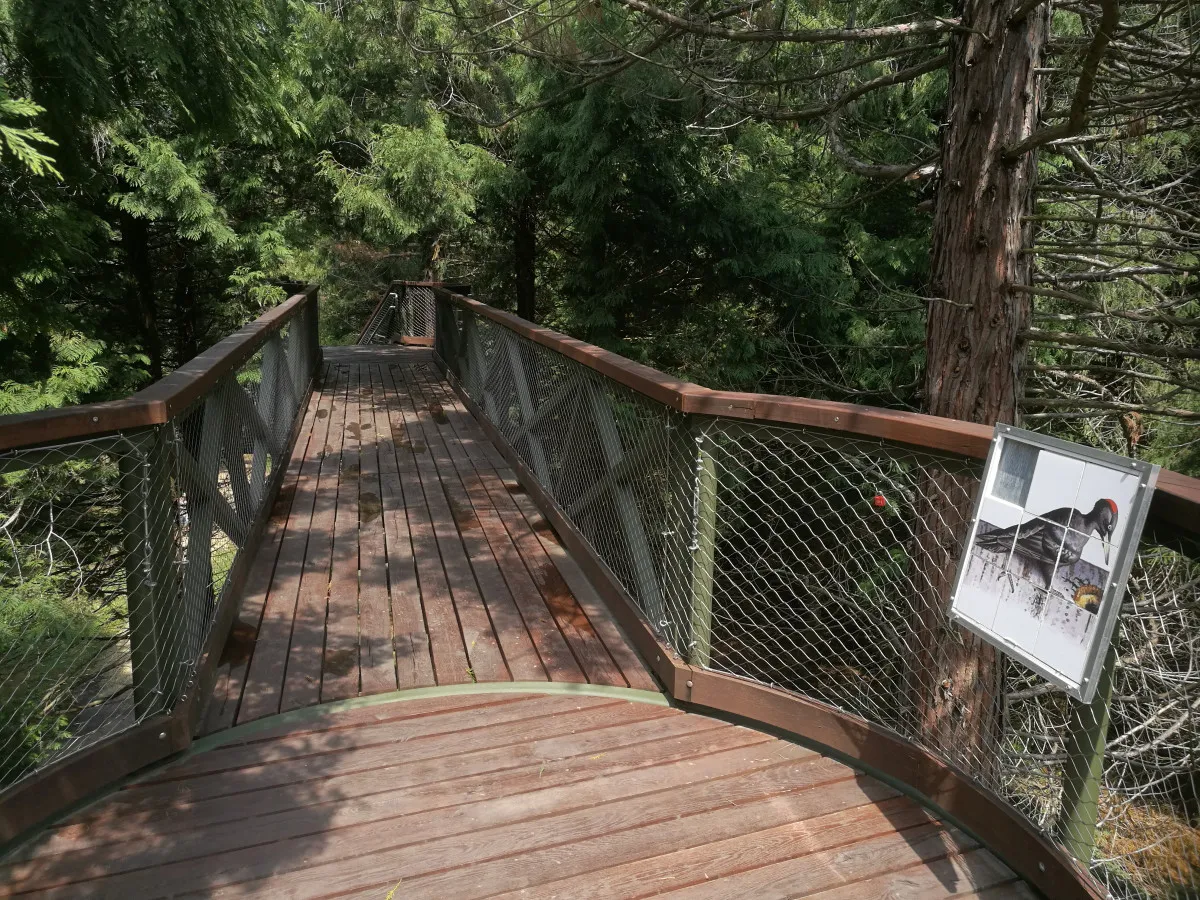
<box><xmin>121</xmin><ymin>213</ymin><xmax>164</xmax><ymax>382</ymax></box>
<box><xmin>514</xmin><ymin>193</ymin><xmax>538</xmax><ymax>323</ymax></box>
<box><xmin>913</xmin><ymin>0</ymin><xmax>1050</xmax><ymax>769</ymax></box>
<box><xmin>171</xmin><ymin>259</ymin><xmax>197</xmax><ymax>369</ymax></box>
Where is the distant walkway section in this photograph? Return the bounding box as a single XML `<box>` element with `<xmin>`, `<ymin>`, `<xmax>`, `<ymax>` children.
<box><xmin>201</xmin><ymin>346</ymin><xmax>654</xmax><ymax>732</ymax></box>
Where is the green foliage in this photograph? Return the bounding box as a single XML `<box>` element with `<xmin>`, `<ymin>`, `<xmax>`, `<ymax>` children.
<box><xmin>0</xmin><ymin>80</ymin><xmax>58</xmax><ymax>178</ymax></box>
<box><xmin>111</xmin><ymin>138</ymin><xmax>238</xmax><ymax>248</ymax></box>
<box><xmin>318</xmin><ymin>114</ymin><xmax>498</xmax><ymax>246</ymax></box>
<box><xmin>0</xmin><ymin>332</ymin><xmax>110</xmax><ymax>414</ymax></box>
<box><xmin>0</xmin><ymin>573</ymin><xmax>119</xmax><ymax>783</ymax></box>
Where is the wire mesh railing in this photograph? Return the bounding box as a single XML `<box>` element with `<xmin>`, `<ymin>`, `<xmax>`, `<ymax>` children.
<box><xmin>433</xmin><ymin>288</ymin><xmax>1200</xmax><ymax>900</ymax></box>
<box><xmin>359</xmin><ymin>289</ymin><xmax>398</xmax><ymax>345</ymax></box>
<box><xmin>0</xmin><ymin>288</ymin><xmax>319</xmax><ymax>838</ymax></box>
<box><xmin>359</xmin><ymin>283</ymin><xmax>467</xmax><ymax>345</ymax></box>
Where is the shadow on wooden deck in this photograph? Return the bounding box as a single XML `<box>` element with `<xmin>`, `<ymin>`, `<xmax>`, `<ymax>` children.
<box><xmin>202</xmin><ymin>347</ymin><xmax>655</xmax><ymax>734</ymax></box>
<box><xmin>0</xmin><ymin>688</ymin><xmax>1034</xmax><ymax>898</ymax></box>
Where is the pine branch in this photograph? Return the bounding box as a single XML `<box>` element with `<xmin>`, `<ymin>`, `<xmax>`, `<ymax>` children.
<box><xmin>1023</xmin><ymin>327</ymin><xmax>1200</xmax><ymax>359</ymax></box>
<box><xmin>1004</xmin><ymin>0</ymin><xmax>1120</xmax><ymax>159</ymax></box>
<box><xmin>607</xmin><ymin>0</ymin><xmax>962</xmax><ymax>44</ymax></box>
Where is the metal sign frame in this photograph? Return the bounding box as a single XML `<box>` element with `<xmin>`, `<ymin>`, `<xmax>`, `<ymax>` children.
<box><xmin>949</xmin><ymin>424</ymin><xmax>1159</xmax><ymax>703</ymax></box>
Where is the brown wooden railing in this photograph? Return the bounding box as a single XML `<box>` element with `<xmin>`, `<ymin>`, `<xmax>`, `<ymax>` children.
<box><xmin>0</xmin><ymin>287</ymin><xmax>320</xmax><ymax>844</ymax></box>
<box><xmin>431</xmin><ymin>285</ymin><xmax>1200</xmax><ymax>900</ymax></box>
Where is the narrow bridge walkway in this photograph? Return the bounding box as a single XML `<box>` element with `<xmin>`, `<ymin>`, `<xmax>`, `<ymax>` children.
<box><xmin>203</xmin><ymin>346</ymin><xmax>655</xmax><ymax>732</ymax></box>
<box><xmin>0</xmin><ymin>347</ymin><xmax>1035</xmax><ymax>899</ymax></box>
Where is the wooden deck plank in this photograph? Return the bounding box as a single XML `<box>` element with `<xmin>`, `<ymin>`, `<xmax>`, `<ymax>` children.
<box><xmin>3</xmin><ymin>694</ymin><xmax>1031</xmax><ymax>900</ymax></box>
<box><xmin>367</xmin><ymin>363</ymin><xmax>435</xmax><ymax>689</ymax></box>
<box><xmin>652</xmin><ymin>823</ymin><xmax>985</xmax><ymax>900</ymax></box>
<box><xmin>399</xmin><ymin>367</ymin><xmax>551</xmax><ymax>682</ymax></box>
<box><xmin>201</xmin><ymin>381</ymin><xmax>326</xmax><ymax>734</ymax></box>
<box><xmin>492</xmin><ymin>467</ymin><xmax>661</xmax><ymax>692</ymax></box>
<box><xmin>25</xmin><ymin>727</ymin><xmax>836</xmax><ymax>896</ymax></box>
<box><xmin>407</xmin><ymin>368</ymin><xmax>590</xmax><ymax>684</ymax></box>
<box><xmin>354</xmin><ymin>367</ymin><xmax>399</xmax><ymax>694</ymax></box>
<box><xmin>421</xmin><ymin>371</ymin><xmax>650</xmax><ymax>687</ymax></box>
<box><xmin>797</xmin><ymin>847</ymin><xmax>1021</xmax><ymax>899</ymax></box>
<box><xmin>418</xmin><ymin>370</ymin><xmax>629</xmax><ymax>687</ymax></box>
<box><xmin>377</xmin><ymin>364</ymin><xmax>473</xmax><ymax>684</ymax></box>
<box><xmin>279</xmin><ymin>364</ymin><xmax>348</xmax><ymax>711</ymax></box>
<box><xmin>320</xmin><ymin>364</ymin><xmax>363</xmax><ymax>701</ymax></box>
<box><xmin>6</xmin><ymin>716</ymin><xmax>787</xmax><ymax>894</ymax></box>
<box><xmin>480</xmin><ymin>792</ymin><xmax>932</xmax><ymax>900</ymax></box>
<box><xmin>80</xmin><ymin>697</ymin><xmax>637</xmax><ymax>815</ymax></box>
<box><xmin>389</xmin><ymin>364</ymin><xmax>509</xmax><ymax>683</ymax></box>
<box><xmin>236</xmin><ymin>368</ymin><xmax>338</xmax><ymax>723</ymax></box>
<box><xmin>27</xmin><ymin>711</ymin><xmax>738</xmax><ymax>860</ymax></box>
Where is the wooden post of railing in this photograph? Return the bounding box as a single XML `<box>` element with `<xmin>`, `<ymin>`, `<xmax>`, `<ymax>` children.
<box><xmin>305</xmin><ymin>286</ymin><xmax>321</xmax><ymax>375</ymax></box>
<box><xmin>119</xmin><ymin>428</ymin><xmax>183</xmax><ymax>717</ymax></box>
<box><xmin>249</xmin><ymin>333</ymin><xmax>283</xmax><ymax>507</ymax></box>
<box><xmin>435</xmin><ymin>293</ymin><xmax>461</xmax><ymax>377</ymax></box>
<box><xmin>688</xmin><ymin>427</ymin><xmax>719</xmax><ymax>667</ymax></box>
<box><xmin>1057</xmin><ymin>642</ymin><xmax>1117</xmax><ymax>863</ymax></box>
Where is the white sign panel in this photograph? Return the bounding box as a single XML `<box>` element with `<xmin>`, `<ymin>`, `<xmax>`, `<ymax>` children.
<box><xmin>950</xmin><ymin>425</ymin><xmax>1159</xmax><ymax>703</ymax></box>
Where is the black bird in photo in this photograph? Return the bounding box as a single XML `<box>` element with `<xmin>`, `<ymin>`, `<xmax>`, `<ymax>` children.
<box><xmin>975</xmin><ymin>498</ymin><xmax>1118</xmax><ymax>590</ymax></box>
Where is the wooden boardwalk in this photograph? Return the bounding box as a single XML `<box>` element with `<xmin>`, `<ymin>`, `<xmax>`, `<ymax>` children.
<box><xmin>0</xmin><ymin>347</ymin><xmax>1038</xmax><ymax>899</ymax></box>
<box><xmin>1</xmin><ymin>691</ymin><xmax>1035</xmax><ymax>899</ymax></box>
<box><xmin>202</xmin><ymin>347</ymin><xmax>655</xmax><ymax>732</ymax></box>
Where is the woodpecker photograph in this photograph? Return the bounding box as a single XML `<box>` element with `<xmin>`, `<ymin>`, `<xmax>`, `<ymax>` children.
<box><xmin>973</xmin><ymin>497</ymin><xmax>1119</xmax><ymax>606</ymax></box>
<box><xmin>950</xmin><ymin>440</ymin><xmax>1143</xmax><ymax>685</ymax></box>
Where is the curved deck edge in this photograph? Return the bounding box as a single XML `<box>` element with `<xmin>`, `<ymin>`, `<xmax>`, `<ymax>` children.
<box><xmin>0</xmin><ymin>684</ymin><xmax>671</xmax><ymax>864</ymax></box>
<box><xmin>192</xmin><ymin>682</ymin><xmax>671</xmax><ymax>755</ymax></box>
<box><xmin>682</xmin><ymin>670</ymin><xmax>1101</xmax><ymax>900</ymax></box>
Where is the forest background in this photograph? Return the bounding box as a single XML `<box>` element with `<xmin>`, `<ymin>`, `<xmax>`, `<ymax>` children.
<box><xmin>0</xmin><ymin>0</ymin><xmax>1196</xmax><ymax>473</ymax></box>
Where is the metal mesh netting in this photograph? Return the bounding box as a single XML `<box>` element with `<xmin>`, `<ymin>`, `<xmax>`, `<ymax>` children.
<box><xmin>360</xmin><ymin>291</ymin><xmax>398</xmax><ymax>345</ymax></box>
<box><xmin>402</xmin><ymin>286</ymin><xmax>436</xmax><ymax>339</ymax></box>
<box><xmin>360</xmin><ymin>286</ymin><xmax>436</xmax><ymax>345</ymax></box>
<box><xmin>437</xmin><ymin>294</ymin><xmax>1200</xmax><ymax>899</ymax></box>
<box><xmin>0</xmin><ymin>316</ymin><xmax>315</xmax><ymax>789</ymax></box>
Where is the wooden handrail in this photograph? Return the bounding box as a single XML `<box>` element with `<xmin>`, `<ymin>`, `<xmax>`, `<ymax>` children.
<box><xmin>0</xmin><ymin>286</ymin><xmax>318</xmax><ymax>453</ymax></box>
<box><xmin>434</xmin><ymin>287</ymin><xmax>1200</xmax><ymax>535</ymax></box>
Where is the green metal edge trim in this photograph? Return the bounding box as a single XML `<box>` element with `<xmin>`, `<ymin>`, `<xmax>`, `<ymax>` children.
<box><xmin>0</xmin><ymin>682</ymin><xmax>669</xmax><ymax>861</ymax></box>
<box><xmin>192</xmin><ymin>682</ymin><xmax>670</xmax><ymax>754</ymax></box>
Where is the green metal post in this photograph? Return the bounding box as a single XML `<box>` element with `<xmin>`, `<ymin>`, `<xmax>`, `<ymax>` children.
<box><xmin>688</xmin><ymin>429</ymin><xmax>719</xmax><ymax>668</ymax></box>
<box><xmin>1057</xmin><ymin>642</ymin><xmax>1118</xmax><ymax>863</ymax></box>
<box><xmin>119</xmin><ymin>428</ymin><xmax>182</xmax><ymax>717</ymax></box>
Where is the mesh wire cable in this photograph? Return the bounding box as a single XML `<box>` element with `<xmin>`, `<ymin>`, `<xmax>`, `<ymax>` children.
<box><xmin>438</xmin><ymin>295</ymin><xmax>1200</xmax><ymax>899</ymax></box>
<box><xmin>0</xmin><ymin>315</ymin><xmax>313</xmax><ymax>788</ymax></box>
<box><xmin>360</xmin><ymin>286</ymin><xmax>436</xmax><ymax>344</ymax></box>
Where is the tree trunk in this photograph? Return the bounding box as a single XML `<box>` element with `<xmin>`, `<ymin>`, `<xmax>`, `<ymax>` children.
<box><xmin>172</xmin><ymin>259</ymin><xmax>197</xmax><ymax>368</ymax></box>
<box><xmin>514</xmin><ymin>194</ymin><xmax>537</xmax><ymax>323</ymax></box>
<box><xmin>121</xmin><ymin>213</ymin><xmax>163</xmax><ymax>382</ymax></box>
<box><xmin>913</xmin><ymin>0</ymin><xmax>1049</xmax><ymax>770</ymax></box>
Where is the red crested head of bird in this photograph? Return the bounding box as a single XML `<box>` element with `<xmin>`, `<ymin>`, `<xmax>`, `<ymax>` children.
<box><xmin>1088</xmin><ymin>498</ymin><xmax>1118</xmax><ymax>564</ymax></box>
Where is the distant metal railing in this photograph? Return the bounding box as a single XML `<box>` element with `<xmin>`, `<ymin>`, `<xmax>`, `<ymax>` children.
<box><xmin>359</xmin><ymin>282</ymin><xmax>469</xmax><ymax>345</ymax></box>
<box><xmin>431</xmin><ymin>287</ymin><xmax>1200</xmax><ymax>900</ymax></box>
<box><xmin>0</xmin><ymin>287</ymin><xmax>320</xmax><ymax>843</ymax></box>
